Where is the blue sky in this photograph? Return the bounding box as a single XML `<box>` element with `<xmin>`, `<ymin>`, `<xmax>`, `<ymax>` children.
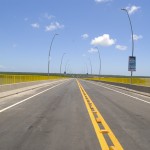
<box><xmin>0</xmin><ymin>0</ymin><xmax>149</xmax><ymax>76</ymax></box>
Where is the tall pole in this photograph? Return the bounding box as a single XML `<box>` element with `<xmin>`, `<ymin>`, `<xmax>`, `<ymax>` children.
<box><xmin>65</xmin><ymin>60</ymin><xmax>69</xmax><ymax>74</ymax></box>
<box><xmin>88</xmin><ymin>57</ymin><xmax>92</xmax><ymax>75</ymax></box>
<box><xmin>48</xmin><ymin>33</ymin><xmax>58</xmax><ymax>76</ymax></box>
<box><xmin>95</xmin><ymin>47</ymin><xmax>101</xmax><ymax>78</ymax></box>
<box><xmin>60</xmin><ymin>53</ymin><xmax>66</xmax><ymax>74</ymax></box>
<box><xmin>67</xmin><ymin>64</ymin><xmax>70</xmax><ymax>74</ymax></box>
<box><xmin>85</xmin><ymin>63</ymin><xmax>88</xmax><ymax>74</ymax></box>
<box><xmin>121</xmin><ymin>8</ymin><xmax>134</xmax><ymax>85</ymax></box>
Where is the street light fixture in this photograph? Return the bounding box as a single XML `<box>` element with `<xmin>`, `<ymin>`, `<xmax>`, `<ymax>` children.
<box><xmin>121</xmin><ymin>8</ymin><xmax>134</xmax><ymax>56</ymax></box>
<box><xmin>48</xmin><ymin>33</ymin><xmax>58</xmax><ymax>76</ymax></box>
<box><xmin>121</xmin><ymin>8</ymin><xmax>135</xmax><ymax>85</ymax></box>
<box><xmin>60</xmin><ymin>53</ymin><xmax>66</xmax><ymax>74</ymax></box>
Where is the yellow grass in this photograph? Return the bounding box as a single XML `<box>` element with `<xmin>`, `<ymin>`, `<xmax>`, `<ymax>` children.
<box><xmin>85</xmin><ymin>77</ymin><xmax>150</xmax><ymax>87</ymax></box>
<box><xmin>0</xmin><ymin>74</ymin><xmax>65</xmax><ymax>85</ymax></box>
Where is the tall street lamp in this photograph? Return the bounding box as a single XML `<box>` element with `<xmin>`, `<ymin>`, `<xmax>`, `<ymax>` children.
<box><xmin>60</xmin><ymin>53</ymin><xmax>66</xmax><ymax>74</ymax></box>
<box><xmin>48</xmin><ymin>33</ymin><xmax>58</xmax><ymax>76</ymax></box>
<box><xmin>121</xmin><ymin>8</ymin><xmax>135</xmax><ymax>85</ymax></box>
<box><xmin>67</xmin><ymin>64</ymin><xmax>70</xmax><ymax>74</ymax></box>
<box><xmin>85</xmin><ymin>63</ymin><xmax>88</xmax><ymax>75</ymax></box>
<box><xmin>65</xmin><ymin>60</ymin><xmax>69</xmax><ymax>74</ymax></box>
<box><xmin>95</xmin><ymin>47</ymin><xmax>101</xmax><ymax>78</ymax></box>
<box><xmin>88</xmin><ymin>57</ymin><xmax>92</xmax><ymax>75</ymax></box>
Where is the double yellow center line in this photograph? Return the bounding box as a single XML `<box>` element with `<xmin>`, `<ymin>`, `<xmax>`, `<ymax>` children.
<box><xmin>77</xmin><ymin>80</ymin><xmax>124</xmax><ymax>150</ymax></box>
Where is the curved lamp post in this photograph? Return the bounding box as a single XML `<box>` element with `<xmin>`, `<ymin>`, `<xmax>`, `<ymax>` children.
<box><xmin>121</xmin><ymin>8</ymin><xmax>134</xmax><ymax>56</ymax></box>
<box><xmin>67</xmin><ymin>64</ymin><xmax>70</xmax><ymax>74</ymax></box>
<box><xmin>65</xmin><ymin>60</ymin><xmax>69</xmax><ymax>74</ymax></box>
<box><xmin>88</xmin><ymin>57</ymin><xmax>92</xmax><ymax>75</ymax></box>
<box><xmin>48</xmin><ymin>33</ymin><xmax>58</xmax><ymax>76</ymax></box>
<box><xmin>121</xmin><ymin>8</ymin><xmax>134</xmax><ymax>84</ymax></box>
<box><xmin>95</xmin><ymin>47</ymin><xmax>101</xmax><ymax>77</ymax></box>
<box><xmin>85</xmin><ymin>63</ymin><xmax>88</xmax><ymax>75</ymax></box>
<box><xmin>60</xmin><ymin>53</ymin><xmax>66</xmax><ymax>74</ymax></box>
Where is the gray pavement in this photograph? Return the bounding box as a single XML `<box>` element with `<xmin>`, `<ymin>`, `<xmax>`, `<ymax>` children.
<box><xmin>0</xmin><ymin>79</ymin><xmax>67</xmax><ymax>98</ymax></box>
<box><xmin>0</xmin><ymin>79</ymin><xmax>150</xmax><ymax>150</ymax></box>
<box><xmin>0</xmin><ymin>79</ymin><xmax>100</xmax><ymax>150</ymax></box>
<box><xmin>80</xmin><ymin>79</ymin><xmax>150</xmax><ymax>150</ymax></box>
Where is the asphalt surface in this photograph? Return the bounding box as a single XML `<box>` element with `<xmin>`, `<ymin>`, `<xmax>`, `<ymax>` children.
<box><xmin>0</xmin><ymin>78</ymin><xmax>150</xmax><ymax>150</ymax></box>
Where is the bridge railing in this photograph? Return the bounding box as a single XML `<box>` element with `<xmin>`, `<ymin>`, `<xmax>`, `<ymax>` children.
<box><xmin>85</xmin><ymin>77</ymin><xmax>150</xmax><ymax>87</ymax></box>
<box><xmin>0</xmin><ymin>74</ymin><xmax>62</xmax><ymax>85</ymax></box>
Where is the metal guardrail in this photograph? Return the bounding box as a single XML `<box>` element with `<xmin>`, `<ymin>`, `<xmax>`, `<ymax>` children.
<box><xmin>85</xmin><ymin>77</ymin><xmax>150</xmax><ymax>87</ymax></box>
<box><xmin>0</xmin><ymin>74</ymin><xmax>61</xmax><ymax>85</ymax></box>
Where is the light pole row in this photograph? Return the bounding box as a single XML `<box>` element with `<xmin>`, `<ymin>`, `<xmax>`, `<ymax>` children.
<box><xmin>88</xmin><ymin>8</ymin><xmax>135</xmax><ymax>85</ymax></box>
<box><xmin>86</xmin><ymin>47</ymin><xmax>101</xmax><ymax>77</ymax></box>
<box><xmin>48</xmin><ymin>8</ymin><xmax>135</xmax><ymax>81</ymax></box>
<box><xmin>47</xmin><ymin>34</ymin><xmax>67</xmax><ymax>76</ymax></box>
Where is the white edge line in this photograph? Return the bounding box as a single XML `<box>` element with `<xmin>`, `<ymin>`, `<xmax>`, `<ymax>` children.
<box><xmin>0</xmin><ymin>79</ymin><xmax>68</xmax><ymax>98</ymax></box>
<box><xmin>83</xmin><ymin>80</ymin><xmax>150</xmax><ymax>105</ymax></box>
<box><xmin>0</xmin><ymin>80</ymin><xmax>69</xmax><ymax>113</ymax></box>
<box><xmin>90</xmin><ymin>80</ymin><xmax>150</xmax><ymax>99</ymax></box>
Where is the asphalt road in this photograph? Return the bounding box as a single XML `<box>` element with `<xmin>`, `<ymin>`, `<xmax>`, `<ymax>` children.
<box><xmin>0</xmin><ymin>79</ymin><xmax>150</xmax><ymax>150</ymax></box>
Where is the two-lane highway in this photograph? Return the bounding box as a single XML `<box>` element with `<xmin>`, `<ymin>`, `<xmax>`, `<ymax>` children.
<box><xmin>0</xmin><ymin>79</ymin><xmax>150</xmax><ymax>150</ymax></box>
<box><xmin>0</xmin><ymin>79</ymin><xmax>100</xmax><ymax>150</ymax></box>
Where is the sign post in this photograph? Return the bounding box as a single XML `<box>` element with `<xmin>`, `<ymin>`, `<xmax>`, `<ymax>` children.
<box><xmin>128</xmin><ymin>56</ymin><xmax>136</xmax><ymax>84</ymax></box>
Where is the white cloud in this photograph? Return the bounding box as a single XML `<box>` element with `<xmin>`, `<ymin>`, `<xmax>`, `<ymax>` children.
<box><xmin>115</xmin><ymin>45</ymin><xmax>127</xmax><ymax>51</ymax></box>
<box><xmin>95</xmin><ymin>0</ymin><xmax>111</xmax><ymax>3</ymax></box>
<box><xmin>44</xmin><ymin>13</ymin><xmax>54</xmax><ymax>20</ymax></box>
<box><xmin>126</xmin><ymin>5</ymin><xmax>140</xmax><ymax>15</ymax></box>
<box><xmin>88</xmin><ymin>48</ymin><xmax>98</xmax><ymax>53</ymax></box>
<box><xmin>133</xmin><ymin>34</ymin><xmax>143</xmax><ymax>41</ymax></box>
<box><xmin>31</xmin><ymin>23</ymin><xmax>40</xmax><ymax>29</ymax></box>
<box><xmin>45</xmin><ymin>22</ymin><xmax>64</xmax><ymax>32</ymax></box>
<box><xmin>81</xmin><ymin>34</ymin><xmax>89</xmax><ymax>39</ymax></box>
<box><xmin>91</xmin><ymin>34</ymin><xmax>116</xmax><ymax>46</ymax></box>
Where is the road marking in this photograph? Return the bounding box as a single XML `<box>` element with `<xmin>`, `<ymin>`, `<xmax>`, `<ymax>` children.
<box><xmin>88</xmin><ymin>80</ymin><xmax>150</xmax><ymax>99</ymax></box>
<box><xmin>77</xmin><ymin>80</ymin><xmax>124</xmax><ymax>150</ymax></box>
<box><xmin>0</xmin><ymin>79</ymin><xmax>68</xmax><ymax>99</ymax></box>
<box><xmin>0</xmin><ymin>80</ymin><xmax>69</xmax><ymax>113</ymax></box>
<box><xmin>84</xmin><ymin>80</ymin><xmax>150</xmax><ymax>104</ymax></box>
